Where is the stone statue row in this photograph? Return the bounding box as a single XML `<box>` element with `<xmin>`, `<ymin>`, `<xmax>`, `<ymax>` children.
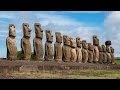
<box><xmin>6</xmin><ymin>23</ymin><xmax>115</xmax><ymax>64</ymax></box>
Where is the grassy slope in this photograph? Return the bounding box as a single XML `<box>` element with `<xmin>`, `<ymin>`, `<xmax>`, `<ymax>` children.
<box><xmin>4</xmin><ymin>69</ymin><xmax>120</xmax><ymax>79</ymax></box>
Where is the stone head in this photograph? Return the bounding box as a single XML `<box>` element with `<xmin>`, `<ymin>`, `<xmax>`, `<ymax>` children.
<box><xmin>93</xmin><ymin>35</ymin><xmax>99</xmax><ymax>46</ymax></box>
<box><xmin>55</xmin><ymin>32</ymin><xmax>62</xmax><ymax>43</ymax></box>
<box><xmin>46</xmin><ymin>30</ymin><xmax>53</xmax><ymax>43</ymax></box>
<box><xmin>23</xmin><ymin>23</ymin><xmax>31</xmax><ymax>38</ymax></box>
<box><xmin>76</xmin><ymin>37</ymin><xmax>82</xmax><ymax>48</ymax></box>
<box><xmin>82</xmin><ymin>40</ymin><xmax>88</xmax><ymax>49</ymax></box>
<box><xmin>105</xmin><ymin>41</ymin><xmax>111</xmax><ymax>47</ymax></box>
<box><xmin>70</xmin><ymin>37</ymin><xmax>77</xmax><ymax>48</ymax></box>
<box><xmin>9</xmin><ymin>24</ymin><xmax>16</xmax><ymax>37</ymax></box>
<box><xmin>102</xmin><ymin>45</ymin><xmax>106</xmax><ymax>52</ymax></box>
<box><xmin>110</xmin><ymin>46</ymin><xmax>114</xmax><ymax>53</ymax></box>
<box><xmin>88</xmin><ymin>43</ymin><xmax>94</xmax><ymax>51</ymax></box>
<box><xmin>88</xmin><ymin>43</ymin><xmax>91</xmax><ymax>47</ymax></box>
<box><xmin>63</xmin><ymin>35</ymin><xmax>70</xmax><ymax>46</ymax></box>
<box><xmin>34</xmin><ymin>23</ymin><xmax>43</xmax><ymax>39</ymax></box>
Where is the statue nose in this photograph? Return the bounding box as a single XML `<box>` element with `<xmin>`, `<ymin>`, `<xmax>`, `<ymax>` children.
<box><xmin>29</xmin><ymin>30</ymin><xmax>32</xmax><ymax>32</ymax></box>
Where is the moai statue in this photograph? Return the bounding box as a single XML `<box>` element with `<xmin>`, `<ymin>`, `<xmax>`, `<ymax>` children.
<box><xmin>93</xmin><ymin>35</ymin><xmax>99</xmax><ymax>63</ymax></box>
<box><xmin>44</xmin><ymin>30</ymin><xmax>54</xmax><ymax>61</ymax></box>
<box><xmin>102</xmin><ymin>45</ymin><xmax>107</xmax><ymax>64</ymax></box>
<box><xmin>21</xmin><ymin>23</ymin><xmax>32</xmax><ymax>60</ymax></box>
<box><xmin>82</xmin><ymin>40</ymin><xmax>88</xmax><ymax>63</ymax></box>
<box><xmin>105</xmin><ymin>41</ymin><xmax>112</xmax><ymax>64</ymax></box>
<box><xmin>54</xmin><ymin>32</ymin><xmax>62</xmax><ymax>62</ymax></box>
<box><xmin>88</xmin><ymin>43</ymin><xmax>94</xmax><ymax>63</ymax></box>
<box><xmin>62</xmin><ymin>35</ymin><xmax>71</xmax><ymax>62</ymax></box>
<box><xmin>70</xmin><ymin>37</ymin><xmax>77</xmax><ymax>62</ymax></box>
<box><xmin>76</xmin><ymin>37</ymin><xmax>82</xmax><ymax>63</ymax></box>
<box><xmin>98</xmin><ymin>45</ymin><xmax>103</xmax><ymax>64</ymax></box>
<box><xmin>6</xmin><ymin>24</ymin><xmax>17</xmax><ymax>60</ymax></box>
<box><xmin>110</xmin><ymin>46</ymin><xmax>115</xmax><ymax>64</ymax></box>
<box><xmin>33</xmin><ymin>23</ymin><xmax>44</xmax><ymax>61</ymax></box>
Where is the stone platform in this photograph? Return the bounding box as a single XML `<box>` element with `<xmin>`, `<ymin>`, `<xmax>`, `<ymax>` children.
<box><xmin>0</xmin><ymin>60</ymin><xmax>120</xmax><ymax>72</ymax></box>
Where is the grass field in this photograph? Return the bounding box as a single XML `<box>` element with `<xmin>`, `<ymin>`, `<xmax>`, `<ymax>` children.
<box><xmin>0</xmin><ymin>60</ymin><xmax>120</xmax><ymax>79</ymax></box>
<box><xmin>1</xmin><ymin>69</ymin><xmax>120</xmax><ymax>79</ymax></box>
<box><xmin>115</xmin><ymin>59</ymin><xmax>120</xmax><ymax>64</ymax></box>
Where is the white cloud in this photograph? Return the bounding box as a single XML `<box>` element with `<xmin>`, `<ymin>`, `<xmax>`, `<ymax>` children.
<box><xmin>0</xmin><ymin>30</ymin><xmax>8</xmax><ymax>33</ymax></box>
<box><xmin>104</xmin><ymin>11</ymin><xmax>120</xmax><ymax>57</ymax></box>
<box><xmin>35</xmin><ymin>14</ymin><xmax>83</xmax><ymax>26</ymax></box>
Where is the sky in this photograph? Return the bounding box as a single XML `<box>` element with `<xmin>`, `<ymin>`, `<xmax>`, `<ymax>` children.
<box><xmin>0</xmin><ymin>11</ymin><xmax>119</xmax><ymax>58</ymax></box>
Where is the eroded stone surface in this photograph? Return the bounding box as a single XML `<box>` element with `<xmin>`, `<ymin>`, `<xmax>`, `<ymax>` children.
<box><xmin>62</xmin><ymin>35</ymin><xmax>71</xmax><ymax>62</ymax></box>
<box><xmin>88</xmin><ymin>43</ymin><xmax>94</xmax><ymax>63</ymax></box>
<box><xmin>33</xmin><ymin>23</ymin><xmax>44</xmax><ymax>61</ymax></box>
<box><xmin>105</xmin><ymin>41</ymin><xmax>112</xmax><ymax>63</ymax></box>
<box><xmin>82</xmin><ymin>40</ymin><xmax>88</xmax><ymax>63</ymax></box>
<box><xmin>110</xmin><ymin>46</ymin><xmax>115</xmax><ymax>64</ymax></box>
<box><xmin>93</xmin><ymin>35</ymin><xmax>99</xmax><ymax>62</ymax></box>
<box><xmin>102</xmin><ymin>45</ymin><xmax>107</xmax><ymax>63</ymax></box>
<box><xmin>21</xmin><ymin>23</ymin><xmax>31</xmax><ymax>60</ymax></box>
<box><xmin>6</xmin><ymin>24</ymin><xmax>17</xmax><ymax>60</ymax></box>
<box><xmin>98</xmin><ymin>45</ymin><xmax>103</xmax><ymax>63</ymax></box>
<box><xmin>70</xmin><ymin>38</ymin><xmax>77</xmax><ymax>62</ymax></box>
<box><xmin>44</xmin><ymin>30</ymin><xmax>54</xmax><ymax>61</ymax></box>
<box><xmin>54</xmin><ymin>32</ymin><xmax>62</xmax><ymax>62</ymax></box>
<box><xmin>76</xmin><ymin>38</ymin><xmax>82</xmax><ymax>63</ymax></box>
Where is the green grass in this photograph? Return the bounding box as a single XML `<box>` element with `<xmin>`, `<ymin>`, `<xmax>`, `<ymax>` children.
<box><xmin>2</xmin><ymin>69</ymin><xmax>120</xmax><ymax>79</ymax></box>
<box><xmin>115</xmin><ymin>59</ymin><xmax>120</xmax><ymax>65</ymax></box>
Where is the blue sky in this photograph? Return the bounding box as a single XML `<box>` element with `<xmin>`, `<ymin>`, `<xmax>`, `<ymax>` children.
<box><xmin>0</xmin><ymin>11</ymin><xmax>119</xmax><ymax>58</ymax></box>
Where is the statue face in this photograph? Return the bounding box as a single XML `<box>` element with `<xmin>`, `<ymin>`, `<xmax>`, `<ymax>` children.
<box><xmin>102</xmin><ymin>45</ymin><xmax>106</xmax><ymax>52</ymax></box>
<box><xmin>46</xmin><ymin>30</ymin><xmax>53</xmax><ymax>42</ymax></box>
<box><xmin>63</xmin><ymin>35</ymin><xmax>70</xmax><ymax>46</ymax></box>
<box><xmin>70</xmin><ymin>38</ymin><xmax>77</xmax><ymax>48</ymax></box>
<box><xmin>110</xmin><ymin>47</ymin><xmax>114</xmax><ymax>53</ymax></box>
<box><xmin>23</xmin><ymin>23</ymin><xmax>31</xmax><ymax>38</ymax></box>
<box><xmin>56</xmin><ymin>32</ymin><xmax>62</xmax><ymax>43</ymax></box>
<box><xmin>88</xmin><ymin>43</ymin><xmax>91</xmax><ymax>49</ymax></box>
<box><xmin>34</xmin><ymin>23</ymin><xmax>43</xmax><ymax>39</ymax></box>
<box><xmin>93</xmin><ymin>35</ymin><xmax>99</xmax><ymax>46</ymax></box>
<box><xmin>82</xmin><ymin>40</ymin><xmax>87</xmax><ymax>49</ymax></box>
<box><xmin>88</xmin><ymin>43</ymin><xmax>94</xmax><ymax>51</ymax></box>
<box><xmin>9</xmin><ymin>24</ymin><xmax>16</xmax><ymax>37</ymax></box>
<box><xmin>76</xmin><ymin>38</ymin><xmax>82</xmax><ymax>48</ymax></box>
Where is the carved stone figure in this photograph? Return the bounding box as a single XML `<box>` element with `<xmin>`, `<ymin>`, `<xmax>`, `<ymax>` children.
<box><xmin>105</xmin><ymin>41</ymin><xmax>112</xmax><ymax>64</ymax></box>
<box><xmin>88</xmin><ymin>43</ymin><xmax>94</xmax><ymax>63</ymax></box>
<box><xmin>62</xmin><ymin>35</ymin><xmax>71</xmax><ymax>62</ymax></box>
<box><xmin>6</xmin><ymin>24</ymin><xmax>17</xmax><ymax>60</ymax></box>
<box><xmin>44</xmin><ymin>30</ymin><xmax>54</xmax><ymax>61</ymax></box>
<box><xmin>70</xmin><ymin>37</ymin><xmax>77</xmax><ymax>62</ymax></box>
<box><xmin>21</xmin><ymin>23</ymin><xmax>32</xmax><ymax>60</ymax></box>
<box><xmin>110</xmin><ymin>46</ymin><xmax>115</xmax><ymax>64</ymax></box>
<box><xmin>102</xmin><ymin>45</ymin><xmax>107</xmax><ymax>64</ymax></box>
<box><xmin>54</xmin><ymin>32</ymin><xmax>62</xmax><ymax>62</ymax></box>
<box><xmin>93</xmin><ymin>35</ymin><xmax>99</xmax><ymax>63</ymax></box>
<box><xmin>76</xmin><ymin>37</ymin><xmax>82</xmax><ymax>63</ymax></box>
<box><xmin>82</xmin><ymin>40</ymin><xmax>88</xmax><ymax>63</ymax></box>
<box><xmin>98</xmin><ymin>45</ymin><xmax>103</xmax><ymax>64</ymax></box>
<box><xmin>33</xmin><ymin>23</ymin><xmax>44</xmax><ymax>61</ymax></box>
